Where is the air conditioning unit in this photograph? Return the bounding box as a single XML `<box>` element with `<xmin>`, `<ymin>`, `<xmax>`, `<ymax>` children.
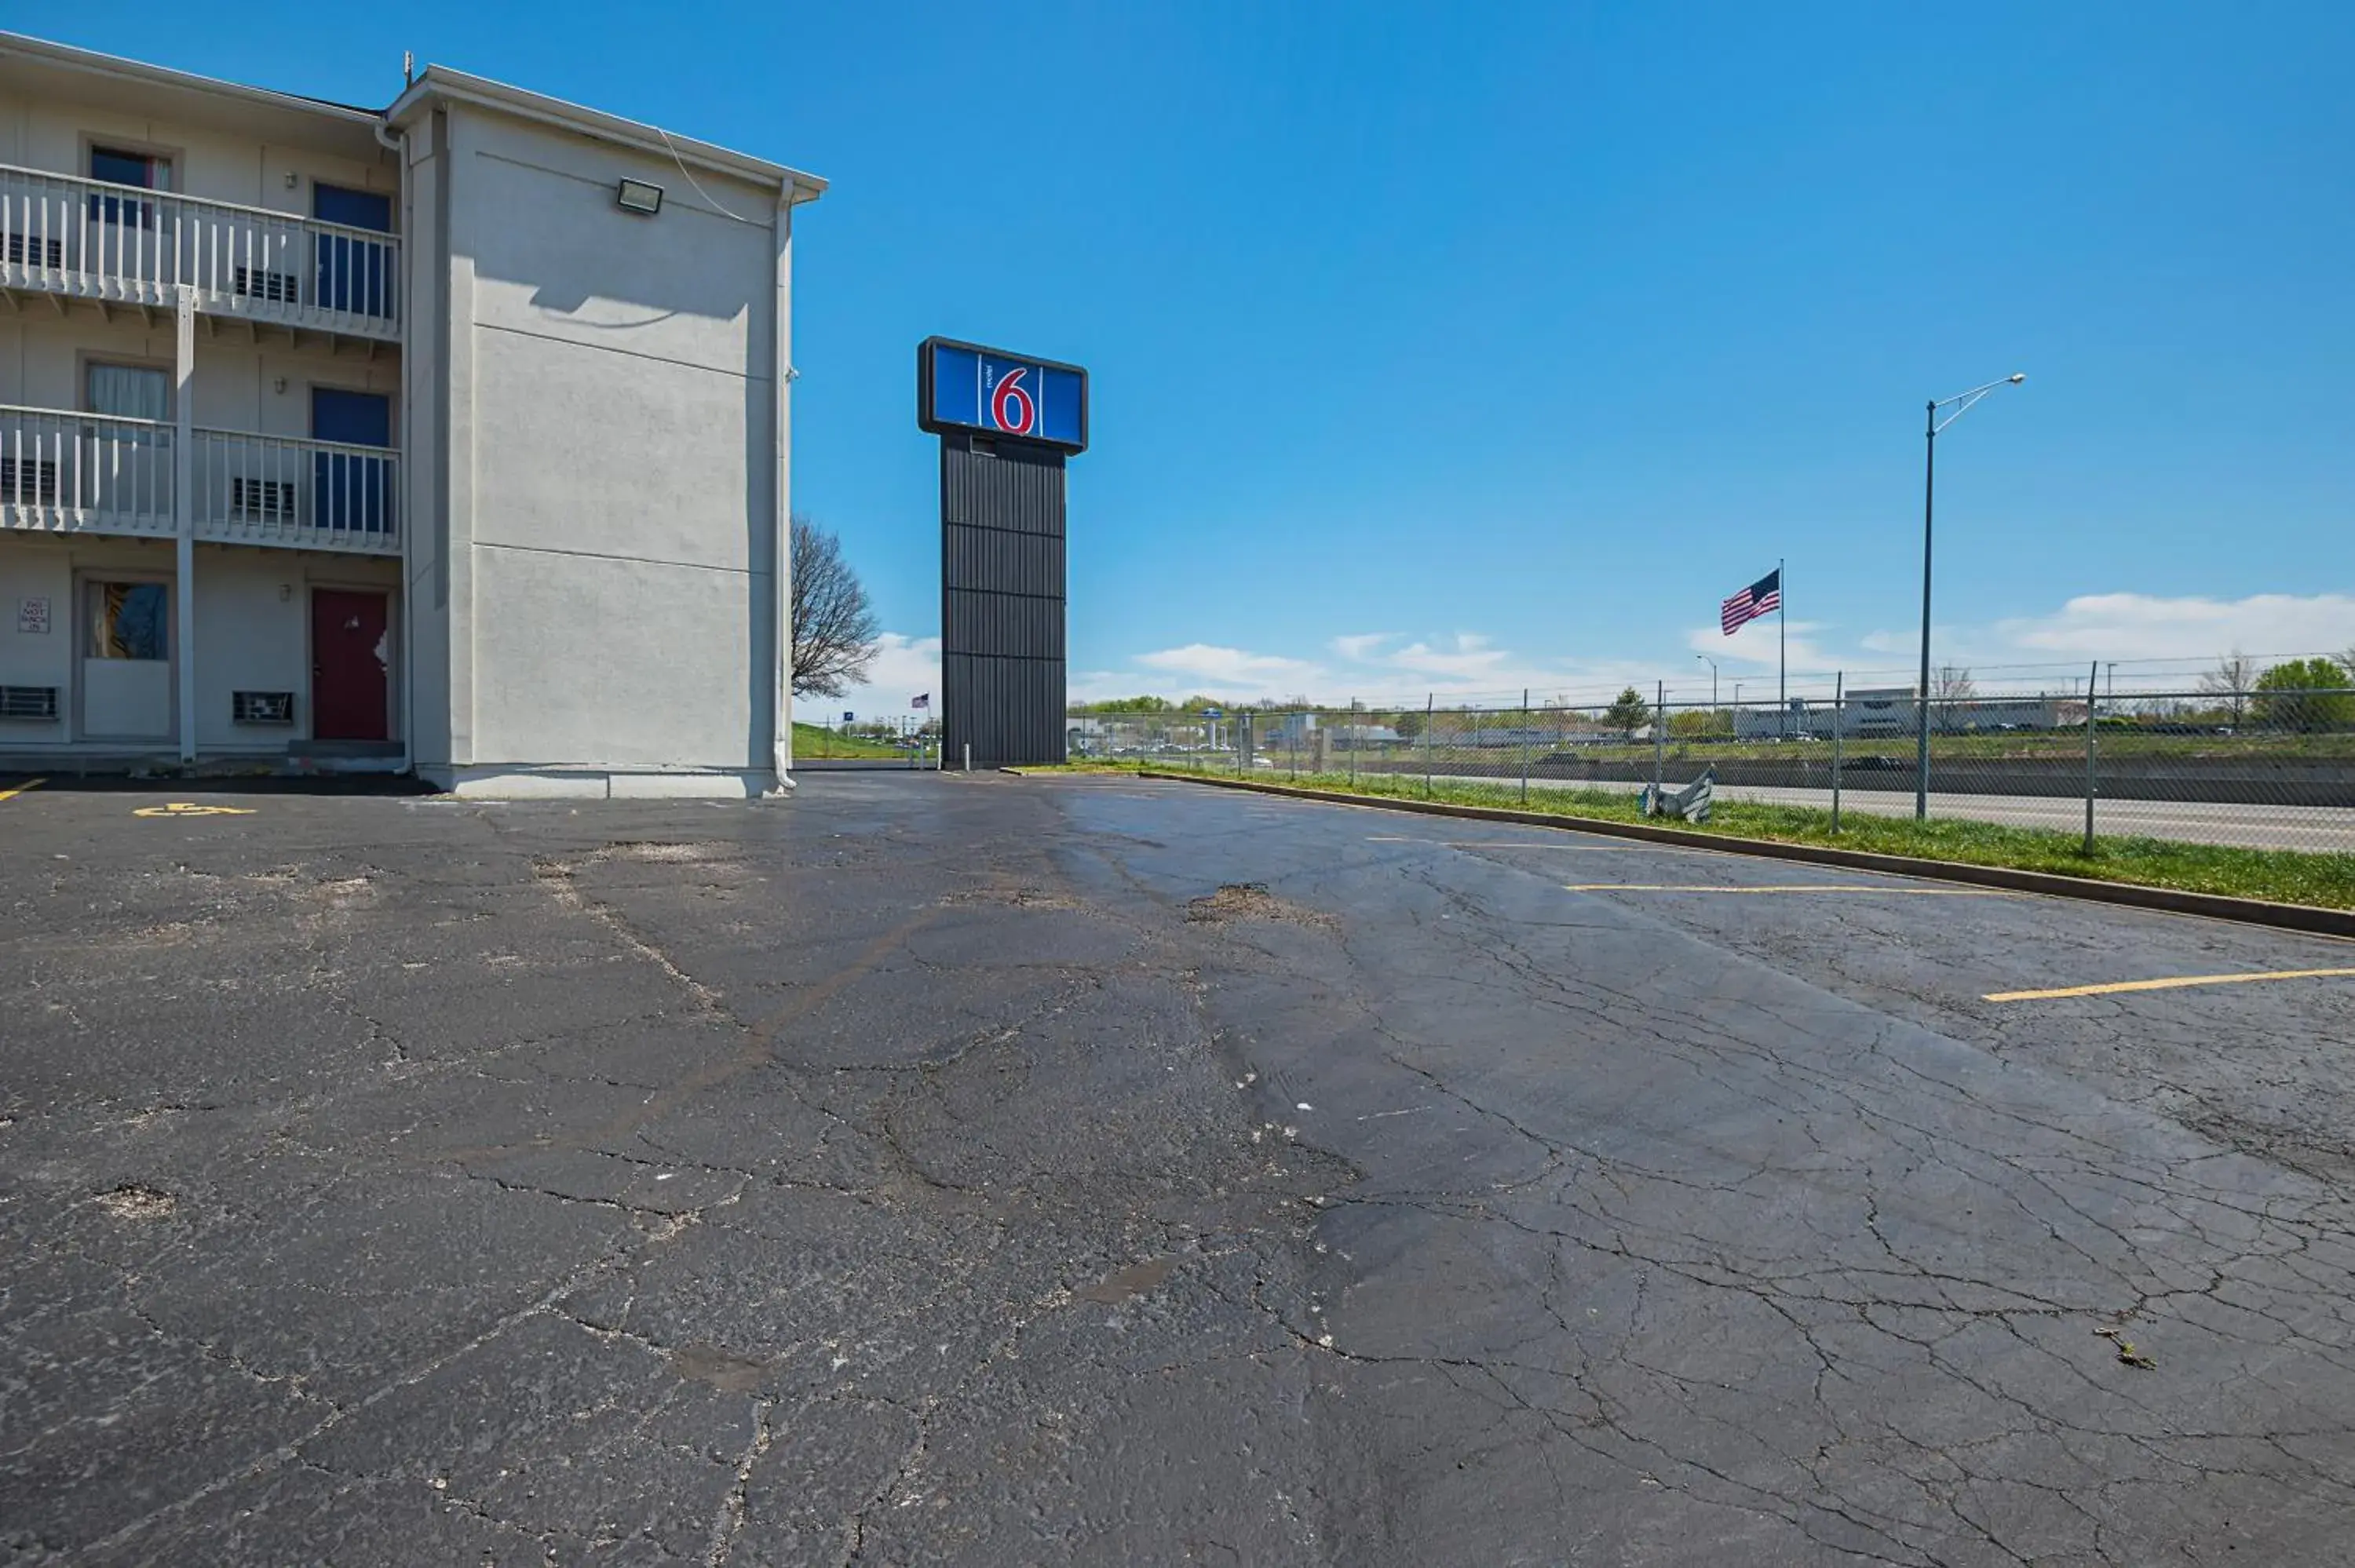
<box><xmin>0</xmin><ymin>685</ymin><xmax>60</xmax><ymax>720</ymax></box>
<box><xmin>3</xmin><ymin>233</ymin><xmax>64</xmax><ymax>268</ymax></box>
<box><xmin>0</xmin><ymin>457</ymin><xmax>60</xmax><ymax>505</ymax></box>
<box><xmin>234</xmin><ymin>266</ymin><xmax>300</xmax><ymax>303</ymax></box>
<box><xmin>230</xmin><ymin>477</ymin><xmax>298</xmax><ymax>520</ymax></box>
<box><xmin>233</xmin><ymin>690</ymin><xmax>294</xmax><ymax>725</ymax></box>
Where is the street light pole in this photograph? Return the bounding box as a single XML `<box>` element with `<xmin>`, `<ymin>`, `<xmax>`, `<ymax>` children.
<box><xmin>1916</xmin><ymin>399</ymin><xmax>1937</xmax><ymax>818</ymax></box>
<box><xmin>1695</xmin><ymin>654</ymin><xmax>1718</xmax><ymax>711</ymax></box>
<box><xmin>1915</xmin><ymin>372</ymin><xmax>2025</xmax><ymax>820</ymax></box>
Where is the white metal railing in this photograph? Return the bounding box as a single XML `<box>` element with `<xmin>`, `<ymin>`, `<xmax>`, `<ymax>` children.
<box><xmin>0</xmin><ymin>163</ymin><xmax>400</xmax><ymax>338</ymax></box>
<box><xmin>0</xmin><ymin>405</ymin><xmax>399</xmax><ymax>553</ymax></box>
<box><xmin>0</xmin><ymin>404</ymin><xmax>175</xmax><ymax>538</ymax></box>
<box><xmin>192</xmin><ymin>426</ymin><xmax>400</xmax><ymax>551</ymax></box>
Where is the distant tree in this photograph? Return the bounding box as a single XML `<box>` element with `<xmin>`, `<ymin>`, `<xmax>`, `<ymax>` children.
<box><xmin>790</xmin><ymin>515</ymin><xmax>880</xmax><ymax>698</ymax></box>
<box><xmin>1393</xmin><ymin>709</ymin><xmax>1426</xmax><ymax>739</ymax></box>
<box><xmin>1668</xmin><ymin>709</ymin><xmax>1719</xmax><ymax>738</ymax></box>
<box><xmin>2199</xmin><ymin>650</ymin><xmax>2260</xmax><ymax>727</ymax></box>
<box><xmin>1931</xmin><ymin>664</ymin><xmax>1977</xmax><ymax>702</ymax></box>
<box><xmin>1603</xmin><ymin>687</ymin><xmax>1652</xmax><ymax>735</ymax></box>
<box><xmin>1079</xmin><ymin>695</ymin><xmax>1173</xmax><ymax>714</ymax></box>
<box><xmin>2252</xmin><ymin>658</ymin><xmax>2355</xmax><ymax>733</ymax></box>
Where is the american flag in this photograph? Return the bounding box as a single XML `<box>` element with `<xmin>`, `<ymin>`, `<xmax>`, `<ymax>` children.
<box><xmin>1721</xmin><ymin>569</ymin><xmax>1783</xmax><ymax>636</ymax></box>
<box><xmin>910</xmin><ymin>693</ymin><xmax>930</xmax><ymax>710</ymax></box>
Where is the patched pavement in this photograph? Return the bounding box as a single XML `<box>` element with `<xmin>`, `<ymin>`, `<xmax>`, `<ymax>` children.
<box><xmin>3</xmin><ymin>772</ymin><xmax>2353</xmax><ymax>1564</ymax></box>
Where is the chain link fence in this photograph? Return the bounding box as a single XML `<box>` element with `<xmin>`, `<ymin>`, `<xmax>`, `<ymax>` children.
<box><xmin>1068</xmin><ymin>655</ymin><xmax>2355</xmax><ymax>856</ymax></box>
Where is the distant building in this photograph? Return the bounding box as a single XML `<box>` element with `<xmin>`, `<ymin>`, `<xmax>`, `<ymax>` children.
<box><xmin>1735</xmin><ymin>688</ymin><xmax>2087</xmax><ymax>739</ymax></box>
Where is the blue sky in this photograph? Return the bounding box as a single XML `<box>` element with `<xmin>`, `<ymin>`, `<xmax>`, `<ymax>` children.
<box><xmin>56</xmin><ymin>1</ymin><xmax>2354</xmax><ymax>711</ymax></box>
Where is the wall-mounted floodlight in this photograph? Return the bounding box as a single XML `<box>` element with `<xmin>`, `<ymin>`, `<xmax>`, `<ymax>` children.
<box><xmin>615</xmin><ymin>178</ymin><xmax>664</xmax><ymax>216</ymax></box>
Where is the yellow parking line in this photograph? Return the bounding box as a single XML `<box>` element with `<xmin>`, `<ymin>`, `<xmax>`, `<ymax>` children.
<box><xmin>1985</xmin><ymin>968</ymin><xmax>2355</xmax><ymax>1003</ymax></box>
<box><xmin>1564</xmin><ymin>883</ymin><xmax>2011</xmax><ymax>895</ymax></box>
<box><xmin>0</xmin><ymin>777</ymin><xmax>44</xmax><ymax>804</ymax></box>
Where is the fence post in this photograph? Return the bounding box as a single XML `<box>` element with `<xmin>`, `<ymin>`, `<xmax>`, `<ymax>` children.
<box><xmin>1653</xmin><ymin>681</ymin><xmax>1666</xmax><ymax>793</ymax></box>
<box><xmin>1349</xmin><ymin>702</ymin><xmax>1358</xmax><ymax>786</ymax></box>
<box><xmin>1520</xmin><ymin>687</ymin><xmax>1530</xmax><ymax>805</ymax></box>
<box><xmin>2083</xmin><ymin>658</ymin><xmax>2098</xmax><ymax>853</ymax></box>
<box><xmin>1422</xmin><ymin>694</ymin><xmax>1433</xmax><ymax>798</ymax></box>
<box><xmin>1831</xmin><ymin>672</ymin><xmax>1844</xmax><ymax>833</ymax></box>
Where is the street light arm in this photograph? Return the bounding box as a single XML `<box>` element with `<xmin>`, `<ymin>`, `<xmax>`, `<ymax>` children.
<box><xmin>1930</xmin><ymin>373</ymin><xmax>2027</xmax><ymax>435</ymax></box>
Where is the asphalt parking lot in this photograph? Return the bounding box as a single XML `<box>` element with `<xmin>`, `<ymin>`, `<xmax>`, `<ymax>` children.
<box><xmin>4</xmin><ymin>771</ymin><xmax>2353</xmax><ymax>1565</ymax></box>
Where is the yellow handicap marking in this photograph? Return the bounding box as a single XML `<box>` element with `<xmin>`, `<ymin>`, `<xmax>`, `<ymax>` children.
<box><xmin>133</xmin><ymin>801</ymin><xmax>257</xmax><ymax>818</ymax></box>
<box><xmin>1985</xmin><ymin>968</ymin><xmax>2355</xmax><ymax>1003</ymax></box>
<box><xmin>0</xmin><ymin>777</ymin><xmax>44</xmax><ymax>804</ymax></box>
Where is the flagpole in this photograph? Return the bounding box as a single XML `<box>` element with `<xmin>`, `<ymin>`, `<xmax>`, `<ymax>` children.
<box><xmin>1778</xmin><ymin>557</ymin><xmax>1787</xmax><ymax>740</ymax></box>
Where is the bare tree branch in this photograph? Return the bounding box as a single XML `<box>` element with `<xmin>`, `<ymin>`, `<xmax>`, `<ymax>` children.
<box><xmin>790</xmin><ymin>514</ymin><xmax>880</xmax><ymax>699</ymax></box>
<box><xmin>2199</xmin><ymin>649</ymin><xmax>2259</xmax><ymax>727</ymax></box>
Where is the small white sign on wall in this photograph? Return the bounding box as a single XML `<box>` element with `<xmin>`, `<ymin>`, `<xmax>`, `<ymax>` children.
<box><xmin>16</xmin><ymin>596</ymin><xmax>51</xmax><ymax>635</ymax></box>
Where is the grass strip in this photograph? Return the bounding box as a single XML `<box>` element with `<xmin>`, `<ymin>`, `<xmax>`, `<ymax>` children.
<box><xmin>791</xmin><ymin>723</ymin><xmax>908</xmax><ymax>759</ymax></box>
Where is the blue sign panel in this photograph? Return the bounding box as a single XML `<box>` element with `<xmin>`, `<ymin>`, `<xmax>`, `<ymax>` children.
<box><xmin>918</xmin><ymin>337</ymin><xmax>1088</xmax><ymax>453</ymax></box>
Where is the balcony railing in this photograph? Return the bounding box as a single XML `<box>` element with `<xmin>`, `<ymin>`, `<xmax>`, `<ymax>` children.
<box><xmin>0</xmin><ymin>405</ymin><xmax>175</xmax><ymax>539</ymax></box>
<box><xmin>192</xmin><ymin>425</ymin><xmax>399</xmax><ymax>550</ymax></box>
<box><xmin>0</xmin><ymin>404</ymin><xmax>399</xmax><ymax>555</ymax></box>
<box><xmin>0</xmin><ymin>163</ymin><xmax>400</xmax><ymax>341</ymax></box>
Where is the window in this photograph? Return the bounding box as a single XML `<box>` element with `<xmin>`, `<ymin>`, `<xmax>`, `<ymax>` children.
<box><xmin>86</xmin><ymin>582</ymin><xmax>168</xmax><ymax>661</ymax></box>
<box><xmin>86</xmin><ymin>145</ymin><xmax>170</xmax><ymax>229</ymax></box>
<box><xmin>89</xmin><ymin>146</ymin><xmax>171</xmax><ymax>191</ymax></box>
<box><xmin>85</xmin><ymin>363</ymin><xmax>170</xmax><ymax>423</ymax></box>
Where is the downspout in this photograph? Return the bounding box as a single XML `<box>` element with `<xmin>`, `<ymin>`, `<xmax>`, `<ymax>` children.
<box><xmin>376</xmin><ymin>115</ymin><xmax>414</xmax><ymax>778</ymax></box>
<box><xmin>770</xmin><ymin>184</ymin><xmax>801</xmax><ymax>792</ymax></box>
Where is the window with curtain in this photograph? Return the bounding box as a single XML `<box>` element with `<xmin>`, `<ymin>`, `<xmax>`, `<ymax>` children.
<box><xmin>85</xmin><ymin>364</ymin><xmax>170</xmax><ymax>424</ymax></box>
<box><xmin>86</xmin><ymin>582</ymin><xmax>169</xmax><ymax>661</ymax></box>
<box><xmin>86</xmin><ymin>147</ymin><xmax>171</xmax><ymax>231</ymax></box>
<box><xmin>88</xmin><ymin>147</ymin><xmax>171</xmax><ymax>191</ymax></box>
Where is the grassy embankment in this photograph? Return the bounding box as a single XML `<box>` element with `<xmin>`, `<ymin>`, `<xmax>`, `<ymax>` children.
<box><xmin>792</xmin><ymin>724</ymin><xmax>908</xmax><ymax>759</ymax></box>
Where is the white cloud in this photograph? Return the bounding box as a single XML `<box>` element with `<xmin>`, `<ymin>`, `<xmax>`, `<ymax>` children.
<box><xmin>1685</xmin><ymin>618</ymin><xmax>1835</xmax><ymax>674</ymax></box>
<box><xmin>1130</xmin><ymin>643</ymin><xmax>1330</xmax><ymax>696</ymax></box>
<box><xmin>1989</xmin><ymin>593</ymin><xmax>2355</xmax><ymax>661</ymax></box>
<box><xmin>824</xmin><ymin>633</ymin><xmax>940</xmax><ymax>721</ymax></box>
<box><xmin>1386</xmin><ymin>633</ymin><xmax>1510</xmax><ymax>681</ymax></box>
<box><xmin>1330</xmin><ymin>632</ymin><xmax>1397</xmax><ymax>661</ymax></box>
<box><xmin>1860</xmin><ymin>592</ymin><xmax>2355</xmax><ymax>670</ymax></box>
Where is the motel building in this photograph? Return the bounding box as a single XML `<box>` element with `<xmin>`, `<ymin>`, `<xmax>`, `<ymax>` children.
<box><xmin>0</xmin><ymin>32</ymin><xmax>823</xmax><ymax>796</ymax></box>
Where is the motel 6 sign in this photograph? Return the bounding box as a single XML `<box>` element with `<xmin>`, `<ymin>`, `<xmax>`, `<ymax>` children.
<box><xmin>917</xmin><ymin>337</ymin><xmax>1089</xmax><ymax>453</ymax></box>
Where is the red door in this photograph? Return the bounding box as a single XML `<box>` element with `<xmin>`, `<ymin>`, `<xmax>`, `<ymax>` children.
<box><xmin>311</xmin><ymin>589</ymin><xmax>389</xmax><ymax>741</ymax></box>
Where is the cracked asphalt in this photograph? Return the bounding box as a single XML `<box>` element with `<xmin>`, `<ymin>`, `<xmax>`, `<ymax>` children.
<box><xmin>4</xmin><ymin>770</ymin><xmax>2354</xmax><ymax>1565</ymax></box>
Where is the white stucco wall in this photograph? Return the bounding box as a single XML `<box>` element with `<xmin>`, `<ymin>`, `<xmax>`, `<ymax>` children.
<box><xmin>405</xmin><ymin>101</ymin><xmax>787</xmax><ymax>789</ymax></box>
<box><xmin>0</xmin><ymin>315</ymin><xmax>397</xmax><ymax>430</ymax></box>
<box><xmin>0</xmin><ymin>86</ymin><xmax>395</xmax><ymax>215</ymax></box>
<box><xmin>0</xmin><ymin>534</ymin><xmax>398</xmax><ymax>752</ymax></box>
<box><xmin>0</xmin><ymin>538</ymin><xmax>80</xmax><ymax>748</ymax></box>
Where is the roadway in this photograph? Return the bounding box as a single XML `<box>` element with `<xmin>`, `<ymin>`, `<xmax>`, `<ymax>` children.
<box><xmin>1222</xmin><ymin>760</ymin><xmax>2355</xmax><ymax>852</ymax></box>
<box><xmin>1543</xmin><ymin>772</ymin><xmax>2355</xmax><ymax>851</ymax></box>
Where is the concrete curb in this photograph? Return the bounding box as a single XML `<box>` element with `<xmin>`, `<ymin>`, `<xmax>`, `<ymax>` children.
<box><xmin>1134</xmin><ymin>770</ymin><xmax>2355</xmax><ymax>941</ymax></box>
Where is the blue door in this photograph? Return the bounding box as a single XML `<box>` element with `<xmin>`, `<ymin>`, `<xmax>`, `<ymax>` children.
<box><xmin>312</xmin><ymin>388</ymin><xmax>392</xmax><ymax>534</ymax></box>
<box><xmin>313</xmin><ymin>184</ymin><xmax>393</xmax><ymax>319</ymax></box>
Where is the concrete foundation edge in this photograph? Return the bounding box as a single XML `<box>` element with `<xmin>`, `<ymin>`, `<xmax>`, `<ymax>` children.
<box><xmin>425</xmin><ymin>767</ymin><xmax>780</xmax><ymax>800</ymax></box>
<box><xmin>1135</xmin><ymin>770</ymin><xmax>2355</xmax><ymax>941</ymax></box>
